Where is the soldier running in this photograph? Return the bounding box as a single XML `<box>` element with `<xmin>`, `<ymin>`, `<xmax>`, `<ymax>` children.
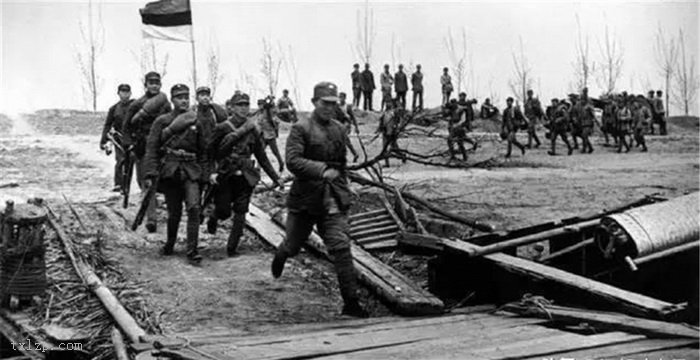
<box><xmin>546</xmin><ymin>98</ymin><xmax>573</xmax><ymax>156</ymax></box>
<box><xmin>257</xmin><ymin>96</ymin><xmax>285</xmax><ymax>173</ymax></box>
<box><xmin>271</xmin><ymin>81</ymin><xmax>369</xmax><ymax>318</ymax></box>
<box><xmin>100</xmin><ymin>83</ymin><xmax>134</xmax><ymax>192</ymax></box>
<box><xmin>207</xmin><ymin>93</ymin><xmax>284</xmax><ymax>256</ymax></box>
<box><xmin>142</xmin><ymin>84</ymin><xmax>208</xmax><ymax>265</ymax></box>
<box><xmin>377</xmin><ymin>98</ymin><xmax>408</xmax><ymax>167</ymax></box>
<box><xmin>123</xmin><ymin>71</ymin><xmax>172</xmax><ymax>232</ymax></box>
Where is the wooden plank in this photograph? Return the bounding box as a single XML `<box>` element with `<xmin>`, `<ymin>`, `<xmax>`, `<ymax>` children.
<box><xmin>440</xmin><ymin>237</ymin><xmax>677</xmax><ymax>319</ymax></box>
<box><xmin>504</xmin><ymin>304</ymin><xmax>700</xmax><ymax>339</ymax></box>
<box><xmin>350</xmin><ymin>209</ymin><xmax>388</xmax><ymax>221</ymax></box>
<box><xmin>362</xmin><ymin>240</ymin><xmax>398</xmax><ymax>250</ymax></box>
<box><xmin>350</xmin><ymin>219</ymin><xmax>397</xmax><ymax>234</ymax></box>
<box><xmin>349</xmin><ymin>214</ymin><xmax>392</xmax><ymax>227</ymax></box>
<box><xmin>247</xmin><ymin>205</ymin><xmax>444</xmax><ymax>316</ymax></box>
<box><xmin>625</xmin><ymin>346</ymin><xmax>700</xmax><ymax>360</ymax></box>
<box><xmin>197</xmin><ymin>315</ymin><xmax>549</xmax><ymax>359</ymax></box>
<box><xmin>537</xmin><ymin>338</ymin><xmax>699</xmax><ymax>360</ymax></box>
<box><xmin>356</xmin><ymin>232</ymin><xmax>397</xmax><ymax>244</ymax></box>
<box><xmin>0</xmin><ymin>311</ymin><xmax>46</xmax><ymax>360</ymax></box>
<box><xmin>472</xmin><ymin>331</ymin><xmax>645</xmax><ymax>360</ymax></box>
<box><xmin>314</xmin><ymin>321</ymin><xmax>562</xmax><ymax>360</ymax></box>
<box><xmin>351</xmin><ymin>224</ymin><xmax>400</xmax><ymax>239</ymax></box>
<box><xmin>379</xmin><ymin>194</ymin><xmax>407</xmax><ymax>233</ymax></box>
<box><xmin>398</xmin><ymin>232</ymin><xmax>445</xmax><ymax>251</ymax></box>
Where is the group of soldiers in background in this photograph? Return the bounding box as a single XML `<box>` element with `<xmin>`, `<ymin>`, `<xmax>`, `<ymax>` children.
<box><xmin>100</xmin><ymin>73</ymin><xmax>368</xmax><ymax>317</ymax></box>
<box><xmin>351</xmin><ymin>63</ymin><xmax>424</xmax><ymax>113</ymax></box>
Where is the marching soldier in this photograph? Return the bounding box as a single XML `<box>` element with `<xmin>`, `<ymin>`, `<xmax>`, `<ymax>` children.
<box><xmin>445</xmin><ymin>96</ymin><xmax>477</xmax><ymax>161</ymax></box>
<box><xmin>524</xmin><ymin>89</ymin><xmax>543</xmax><ymax>149</ymax></box>
<box><xmin>411</xmin><ymin>64</ymin><xmax>424</xmax><ymax>112</ymax></box>
<box><xmin>394</xmin><ymin>64</ymin><xmax>408</xmax><ymax>109</ymax></box>
<box><xmin>501</xmin><ymin>97</ymin><xmax>527</xmax><ymax>158</ymax></box>
<box><xmin>601</xmin><ymin>96</ymin><xmax>618</xmax><ymax>146</ymax></box>
<box><xmin>546</xmin><ymin>98</ymin><xmax>573</xmax><ymax>156</ymax></box>
<box><xmin>632</xmin><ymin>97</ymin><xmax>650</xmax><ymax>152</ymax></box>
<box><xmin>616</xmin><ymin>96</ymin><xmax>633</xmax><ymax>153</ymax></box>
<box><xmin>336</xmin><ymin>92</ymin><xmax>360</xmax><ymax>162</ymax></box>
<box><xmin>142</xmin><ymin>84</ymin><xmax>208</xmax><ymax>265</ymax></box>
<box><xmin>579</xmin><ymin>97</ymin><xmax>596</xmax><ymax>154</ymax></box>
<box><xmin>377</xmin><ymin>98</ymin><xmax>407</xmax><ymax>167</ymax></box>
<box><xmin>277</xmin><ymin>89</ymin><xmax>297</xmax><ymax>123</ymax></box>
<box><xmin>568</xmin><ymin>94</ymin><xmax>582</xmax><ymax>150</ymax></box>
<box><xmin>100</xmin><ymin>84</ymin><xmax>133</xmax><ymax>192</ymax></box>
<box><xmin>193</xmin><ymin>86</ymin><xmax>228</xmax><ymax>143</ymax></box>
<box><xmin>655</xmin><ymin>90</ymin><xmax>667</xmax><ymax>135</ymax></box>
<box><xmin>351</xmin><ymin>63</ymin><xmax>361</xmax><ymax>107</ymax></box>
<box><xmin>380</xmin><ymin>64</ymin><xmax>394</xmax><ymax>111</ymax></box>
<box><xmin>257</xmin><ymin>96</ymin><xmax>285</xmax><ymax>173</ymax></box>
<box><xmin>271</xmin><ymin>81</ymin><xmax>369</xmax><ymax>318</ymax></box>
<box><xmin>646</xmin><ymin>90</ymin><xmax>657</xmax><ymax>134</ymax></box>
<box><xmin>123</xmin><ymin>71</ymin><xmax>172</xmax><ymax>232</ymax></box>
<box><xmin>207</xmin><ymin>93</ymin><xmax>283</xmax><ymax>256</ymax></box>
<box><xmin>360</xmin><ymin>63</ymin><xmax>375</xmax><ymax>111</ymax></box>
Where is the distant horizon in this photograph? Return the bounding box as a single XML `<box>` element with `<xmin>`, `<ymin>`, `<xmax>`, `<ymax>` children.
<box><xmin>1</xmin><ymin>1</ymin><xmax>698</xmax><ymax>116</ymax></box>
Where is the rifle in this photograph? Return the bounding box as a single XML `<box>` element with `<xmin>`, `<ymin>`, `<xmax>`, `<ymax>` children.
<box><xmin>122</xmin><ymin>146</ymin><xmax>135</xmax><ymax>209</ymax></box>
<box><xmin>199</xmin><ymin>183</ymin><xmax>216</xmax><ymax>224</ymax></box>
<box><xmin>131</xmin><ymin>162</ymin><xmax>163</xmax><ymax>231</ymax></box>
<box><xmin>105</xmin><ymin>130</ymin><xmax>124</xmax><ymax>153</ymax></box>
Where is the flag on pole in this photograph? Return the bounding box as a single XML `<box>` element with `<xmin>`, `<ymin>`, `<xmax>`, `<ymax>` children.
<box><xmin>140</xmin><ymin>0</ymin><xmax>192</xmax><ymax>42</ymax></box>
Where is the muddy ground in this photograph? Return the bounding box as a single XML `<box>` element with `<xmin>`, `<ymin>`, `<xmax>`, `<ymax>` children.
<box><xmin>0</xmin><ymin>110</ymin><xmax>697</xmax><ymax>337</ymax></box>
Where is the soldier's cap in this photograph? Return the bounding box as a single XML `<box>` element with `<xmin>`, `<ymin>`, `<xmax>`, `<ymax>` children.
<box><xmin>506</xmin><ymin>97</ymin><xmax>514</xmax><ymax>102</ymax></box>
<box><xmin>231</xmin><ymin>93</ymin><xmax>250</xmax><ymax>105</ymax></box>
<box><xmin>551</xmin><ymin>98</ymin><xmax>559</xmax><ymax>102</ymax></box>
<box><xmin>196</xmin><ymin>86</ymin><xmax>211</xmax><ymax>95</ymax></box>
<box><xmin>313</xmin><ymin>81</ymin><xmax>339</xmax><ymax>102</ymax></box>
<box><xmin>353</xmin><ymin>63</ymin><xmax>359</xmax><ymax>67</ymax></box>
<box><xmin>459</xmin><ymin>92</ymin><xmax>466</xmax><ymax>97</ymax></box>
<box><xmin>117</xmin><ymin>84</ymin><xmax>131</xmax><ymax>92</ymax></box>
<box><xmin>144</xmin><ymin>71</ymin><xmax>161</xmax><ymax>82</ymax></box>
<box><xmin>527</xmin><ymin>89</ymin><xmax>534</xmax><ymax>94</ymax></box>
<box><xmin>170</xmin><ymin>84</ymin><xmax>190</xmax><ymax>97</ymax></box>
<box><xmin>283</xmin><ymin>89</ymin><xmax>289</xmax><ymax>93</ymax></box>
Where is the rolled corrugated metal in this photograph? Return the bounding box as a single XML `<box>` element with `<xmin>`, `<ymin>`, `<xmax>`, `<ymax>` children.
<box><xmin>596</xmin><ymin>192</ymin><xmax>699</xmax><ymax>259</ymax></box>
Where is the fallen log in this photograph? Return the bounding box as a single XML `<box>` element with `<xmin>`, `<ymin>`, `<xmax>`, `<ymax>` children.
<box><xmin>111</xmin><ymin>327</ymin><xmax>130</xmax><ymax>360</ymax></box>
<box><xmin>348</xmin><ymin>172</ymin><xmax>495</xmax><ymax>232</ymax></box>
<box><xmin>401</xmin><ymin>232</ymin><xmax>680</xmax><ymax>319</ymax></box>
<box><xmin>0</xmin><ymin>182</ymin><xmax>19</xmax><ymax>189</ymax></box>
<box><xmin>247</xmin><ymin>205</ymin><xmax>444</xmax><ymax>315</ymax></box>
<box><xmin>503</xmin><ymin>304</ymin><xmax>699</xmax><ymax>339</ymax></box>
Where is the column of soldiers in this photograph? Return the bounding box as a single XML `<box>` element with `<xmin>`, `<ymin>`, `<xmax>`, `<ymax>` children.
<box><xmin>100</xmin><ymin>73</ymin><xmax>368</xmax><ymax>317</ymax></box>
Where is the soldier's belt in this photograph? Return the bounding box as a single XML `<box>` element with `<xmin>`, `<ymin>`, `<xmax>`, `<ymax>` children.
<box><xmin>165</xmin><ymin>148</ymin><xmax>197</xmax><ymax>161</ymax></box>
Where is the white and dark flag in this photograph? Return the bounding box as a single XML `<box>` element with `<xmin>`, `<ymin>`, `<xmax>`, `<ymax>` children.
<box><xmin>140</xmin><ymin>0</ymin><xmax>192</xmax><ymax>42</ymax></box>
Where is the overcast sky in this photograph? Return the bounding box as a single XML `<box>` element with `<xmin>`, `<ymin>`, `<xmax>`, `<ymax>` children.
<box><xmin>1</xmin><ymin>0</ymin><xmax>698</xmax><ymax>115</ymax></box>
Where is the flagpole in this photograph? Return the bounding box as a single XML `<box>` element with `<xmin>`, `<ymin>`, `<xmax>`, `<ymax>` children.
<box><xmin>188</xmin><ymin>0</ymin><xmax>197</xmax><ymax>90</ymax></box>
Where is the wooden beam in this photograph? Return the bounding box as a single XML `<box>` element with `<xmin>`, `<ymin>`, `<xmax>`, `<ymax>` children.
<box><xmin>247</xmin><ymin>205</ymin><xmax>444</xmax><ymax>315</ymax></box>
<box><xmin>0</xmin><ymin>311</ymin><xmax>46</xmax><ymax>360</ymax></box>
<box><xmin>441</xmin><ymin>237</ymin><xmax>678</xmax><ymax>319</ymax></box>
<box><xmin>465</xmin><ymin>219</ymin><xmax>600</xmax><ymax>258</ymax></box>
<box><xmin>539</xmin><ymin>238</ymin><xmax>595</xmax><ymax>263</ymax></box>
<box><xmin>503</xmin><ymin>304</ymin><xmax>700</xmax><ymax>339</ymax></box>
<box><xmin>111</xmin><ymin>327</ymin><xmax>130</xmax><ymax>360</ymax></box>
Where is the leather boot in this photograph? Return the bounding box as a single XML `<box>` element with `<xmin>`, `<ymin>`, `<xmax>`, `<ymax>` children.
<box><xmin>331</xmin><ymin>248</ymin><xmax>369</xmax><ymax>318</ymax></box>
<box><xmin>186</xmin><ymin>208</ymin><xmax>202</xmax><ymax>265</ymax></box>
<box><xmin>271</xmin><ymin>249</ymin><xmax>288</xmax><ymax>278</ymax></box>
<box><xmin>227</xmin><ymin>213</ymin><xmax>245</xmax><ymax>256</ymax></box>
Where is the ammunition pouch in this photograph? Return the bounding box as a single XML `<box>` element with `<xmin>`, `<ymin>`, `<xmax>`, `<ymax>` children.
<box><xmin>224</xmin><ymin>154</ymin><xmax>260</xmax><ymax>187</ymax></box>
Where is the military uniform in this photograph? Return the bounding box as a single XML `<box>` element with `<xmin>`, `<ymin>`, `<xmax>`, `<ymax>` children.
<box><xmin>257</xmin><ymin>98</ymin><xmax>285</xmax><ymax>173</ymax></box>
<box><xmin>351</xmin><ymin>66</ymin><xmax>362</xmax><ymax>107</ymax></box>
<box><xmin>633</xmin><ymin>102</ymin><xmax>650</xmax><ymax>152</ymax></box>
<box><xmin>143</xmin><ymin>84</ymin><xmax>208</xmax><ymax>264</ymax></box>
<box><xmin>100</xmin><ymin>84</ymin><xmax>134</xmax><ymax>191</ymax></box>
<box><xmin>272</xmin><ymin>82</ymin><xmax>367</xmax><ymax>318</ymax></box>
<box><xmin>501</xmin><ymin>101</ymin><xmax>526</xmax><ymax>158</ymax></box>
<box><xmin>547</xmin><ymin>103</ymin><xmax>573</xmax><ymax>156</ymax></box>
<box><xmin>411</xmin><ymin>68</ymin><xmax>424</xmax><ymax>112</ymax></box>
<box><xmin>276</xmin><ymin>94</ymin><xmax>297</xmax><ymax>123</ymax></box>
<box><xmin>360</xmin><ymin>67</ymin><xmax>375</xmax><ymax>111</ymax></box>
<box><xmin>380</xmin><ymin>69</ymin><xmax>394</xmax><ymax>111</ymax></box>
<box><xmin>123</xmin><ymin>72</ymin><xmax>173</xmax><ymax>231</ymax></box>
<box><xmin>377</xmin><ymin>102</ymin><xmax>407</xmax><ymax>167</ymax></box>
<box><xmin>653</xmin><ymin>95</ymin><xmax>667</xmax><ymax>135</ymax></box>
<box><xmin>445</xmin><ymin>100</ymin><xmax>475</xmax><ymax>161</ymax></box>
<box><xmin>601</xmin><ymin>101</ymin><xmax>618</xmax><ymax>146</ymax></box>
<box><xmin>616</xmin><ymin>104</ymin><xmax>632</xmax><ymax>153</ymax></box>
<box><xmin>568</xmin><ymin>99</ymin><xmax>582</xmax><ymax>149</ymax></box>
<box><xmin>441</xmin><ymin>72</ymin><xmax>453</xmax><ymax>105</ymax></box>
<box><xmin>579</xmin><ymin>101</ymin><xmax>596</xmax><ymax>153</ymax></box>
<box><xmin>193</xmin><ymin>86</ymin><xmax>228</xmax><ymax>145</ymax></box>
<box><xmin>524</xmin><ymin>95</ymin><xmax>543</xmax><ymax>148</ymax></box>
<box><xmin>394</xmin><ymin>67</ymin><xmax>408</xmax><ymax>109</ymax></box>
<box><xmin>208</xmin><ymin>93</ymin><xmax>281</xmax><ymax>256</ymax></box>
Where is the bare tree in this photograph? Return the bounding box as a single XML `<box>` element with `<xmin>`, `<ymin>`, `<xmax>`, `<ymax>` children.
<box><xmin>572</xmin><ymin>14</ymin><xmax>595</xmax><ymax>93</ymax></box>
<box><xmin>391</xmin><ymin>33</ymin><xmax>404</xmax><ymax>68</ymax></box>
<box><xmin>654</xmin><ymin>24</ymin><xmax>678</xmax><ymax>115</ymax></box>
<box><xmin>508</xmin><ymin>36</ymin><xmax>533</xmax><ymax>102</ymax></box>
<box><xmin>260</xmin><ymin>37</ymin><xmax>283</xmax><ymax>97</ymax></box>
<box><xmin>75</xmin><ymin>0</ymin><xmax>104</xmax><ymax>112</ymax></box>
<box><xmin>672</xmin><ymin>29</ymin><xmax>700</xmax><ymax>116</ymax></box>
<box><xmin>487</xmin><ymin>76</ymin><xmax>500</xmax><ymax>107</ymax></box>
<box><xmin>283</xmin><ymin>45</ymin><xmax>303</xmax><ymax>111</ymax></box>
<box><xmin>206</xmin><ymin>36</ymin><xmax>224</xmax><ymax>98</ymax></box>
<box><xmin>444</xmin><ymin>27</ymin><xmax>468</xmax><ymax>93</ymax></box>
<box><xmin>596</xmin><ymin>23</ymin><xmax>624</xmax><ymax>95</ymax></box>
<box><xmin>132</xmin><ymin>40</ymin><xmax>170</xmax><ymax>80</ymax></box>
<box><xmin>354</xmin><ymin>0</ymin><xmax>376</xmax><ymax>64</ymax></box>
